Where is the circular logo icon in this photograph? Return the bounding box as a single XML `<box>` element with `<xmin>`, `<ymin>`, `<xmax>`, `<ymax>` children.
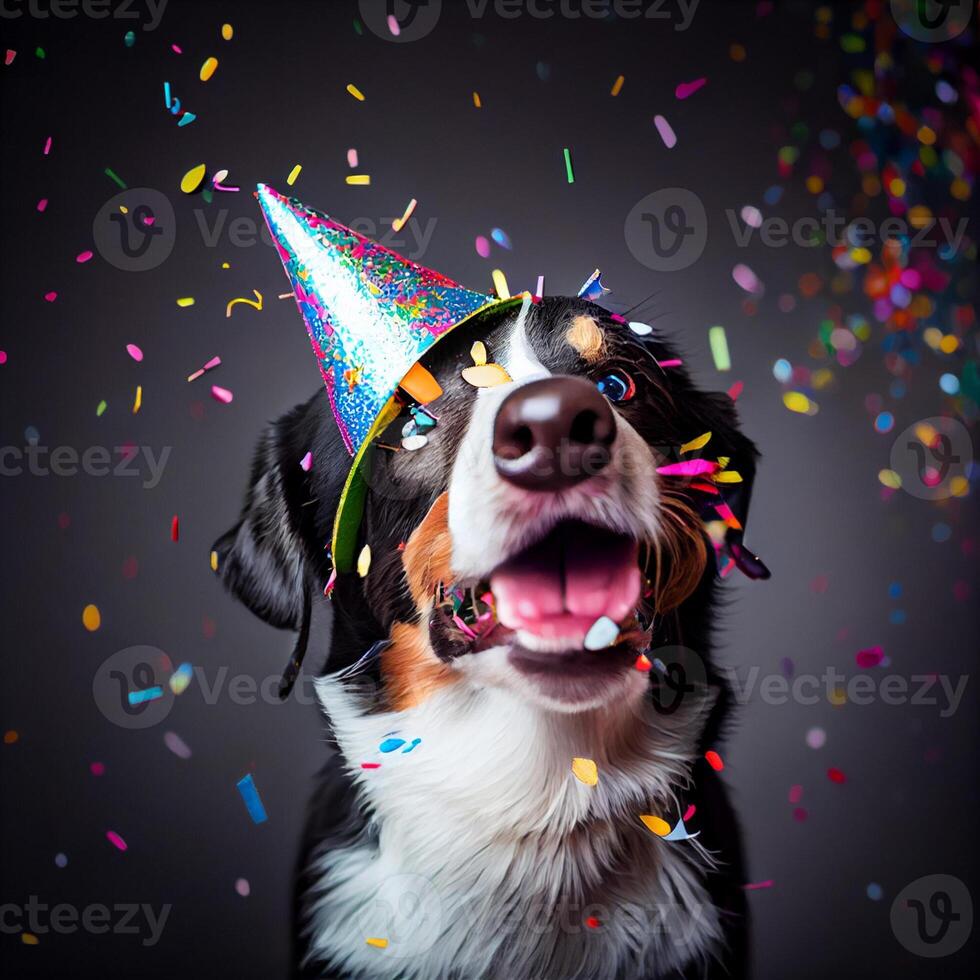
<box><xmin>92</xmin><ymin>188</ymin><xmax>176</xmax><ymax>272</ymax></box>
<box><xmin>93</xmin><ymin>645</ymin><xmax>174</xmax><ymax>729</ymax></box>
<box><xmin>647</xmin><ymin>645</ymin><xmax>708</xmax><ymax>716</ymax></box>
<box><xmin>624</xmin><ymin>189</ymin><xmax>708</xmax><ymax>273</ymax></box>
<box><xmin>359</xmin><ymin>0</ymin><xmax>442</xmax><ymax>43</ymax></box>
<box><xmin>889</xmin><ymin>0</ymin><xmax>972</xmax><ymax>41</ymax></box>
<box><xmin>889</xmin><ymin>416</ymin><xmax>972</xmax><ymax>500</ymax></box>
<box><xmin>891</xmin><ymin>874</ymin><xmax>973</xmax><ymax>957</ymax></box>
<box><xmin>354</xmin><ymin>873</ymin><xmax>444</xmax><ymax>959</ymax></box>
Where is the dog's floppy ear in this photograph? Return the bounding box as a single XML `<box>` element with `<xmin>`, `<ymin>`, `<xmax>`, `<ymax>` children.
<box><xmin>212</xmin><ymin>390</ymin><xmax>344</xmax><ymax>630</ymax></box>
<box><xmin>689</xmin><ymin>389</ymin><xmax>770</xmax><ymax>580</ymax></box>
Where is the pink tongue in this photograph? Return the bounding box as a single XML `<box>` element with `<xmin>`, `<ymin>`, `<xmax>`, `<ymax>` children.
<box><xmin>490</xmin><ymin>525</ymin><xmax>640</xmax><ymax>641</ymax></box>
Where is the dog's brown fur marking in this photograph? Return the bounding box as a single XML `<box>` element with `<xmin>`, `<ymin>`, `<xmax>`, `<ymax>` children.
<box><xmin>565</xmin><ymin>315</ymin><xmax>606</xmax><ymax>363</ymax></box>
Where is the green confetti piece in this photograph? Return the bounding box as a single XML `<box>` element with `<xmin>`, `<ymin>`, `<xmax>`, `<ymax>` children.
<box><xmin>708</xmin><ymin>326</ymin><xmax>731</xmax><ymax>372</ymax></box>
<box><xmin>35</xmin><ymin>47</ymin><xmax>45</xmax><ymax>59</ymax></box>
<box><xmin>563</xmin><ymin>147</ymin><xmax>574</xmax><ymax>184</ymax></box>
<box><xmin>96</xmin><ymin>400</ymin><xmax>107</xmax><ymax>417</ymax></box>
<box><xmin>104</xmin><ymin>168</ymin><xmax>127</xmax><ymax>189</ymax></box>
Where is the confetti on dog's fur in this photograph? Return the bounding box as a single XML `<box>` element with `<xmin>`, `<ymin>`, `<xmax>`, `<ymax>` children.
<box><xmin>357</xmin><ymin>545</ymin><xmax>371</xmax><ymax>578</ymax></box>
<box><xmin>584</xmin><ymin>616</ymin><xmax>619</xmax><ymax>651</ymax></box>
<box><xmin>105</xmin><ymin>830</ymin><xmax>128</xmax><ymax>851</ymax></box>
<box><xmin>211</xmin><ymin>385</ymin><xmax>233</xmax><ymax>404</ymax></box>
<box><xmin>300</xmin><ymin>451</ymin><xmax>313</xmax><ymax>472</ymax></box>
<box><xmin>462</xmin><ymin>363</ymin><xmax>511</xmax><ymax>388</ymax></box>
<box><xmin>629</xmin><ymin>321</ymin><xmax>653</xmax><ymax>336</ymax></box>
<box><xmin>705</xmin><ymin>750</ymin><xmax>724</xmax><ymax>771</ymax></box>
<box><xmin>639</xmin><ymin>815</ymin><xmax>672</xmax><ymax>837</ymax></box>
<box><xmin>571</xmin><ymin>758</ymin><xmax>599</xmax><ymax>786</ymax></box>
<box><xmin>392</xmin><ymin>198</ymin><xmax>417</xmax><ymax>233</ymax></box>
<box><xmin>199</xmin><ymin>56</ymin><xmax>218</xmax><ymax>81</ymax></box>
<box><xmin>680</xmin><ymin>432</ymin><xmax>711</xmax><ymax>454</ymax></box>
<box><xmin>634</xmin><ymin>653</ymin><xmax>652</xmax><ymax>672</ymax></box>
<box><xmin>470</xmin><ymin>341</ymin><xmax>488</xmax><ymax>366</ymax></box>
<box><xmin>225</xmin><ymin>289</ymin><xmax>263</xmax><ymax>317</ymax></box>
<box><xmin>346</xmin><ymin>83</ymin><xmax>365</xmax><ymax>101</ymax></box>
<box><xmin>82</xmin><ymin>604</ymin><xmax>101</xmax><ymax>631</ymax></box>
<box><xmin>657</xmin><ymin>459</ymin><xmax>717</xmax><ymax>477</ymax></box>
<box><xmin>236</xmin><ymin>774</ymin><xmax>269</xmax><ymax>824</ymax></box>
<box><xmin>180</xmin><ymin>164</ymin><xmax>207</xmax><ymax>194</ymax></box>
<box><xmin>365</xmin><ymin>938</ymin><xmax>388</xmax><ymax>949</ymax></box>
<box><xmin>654</xmin><ymin>114</ymin><xmax>677</xmax><ymax>148</ymax></box>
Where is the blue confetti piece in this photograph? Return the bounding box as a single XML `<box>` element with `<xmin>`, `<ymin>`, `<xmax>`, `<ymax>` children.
<box><xmin>379</xmin><ymin>738</ymin><xmax>406</xmax><ymax>753</ymax></box>
<box><xmin>236</xmin><ymin>774</ymin><xmax>268</xmax><ymax>824</ymax></box>
<box><xmin>490</xmin><ymin>227</ymin><xmax>512</xmax><ymax>249</ymax></box>
<box><xmin>402</xmin><ymin>738</ymin><xmax>422</xmax><ymax>754</ymax></box>
<box><xmin>178</xmin><ymin>113</ymin><xmax>196</xmax><ymax>127</ymax></box>
<box><xmin>128</xmin><ymin>686</ymin><xmax>163</xmax><ymax>706</ymax></box>
<box><xmin>163</xmin><ymin>81</ymin><xmax>171</xmax><ymax>109</ymax></box>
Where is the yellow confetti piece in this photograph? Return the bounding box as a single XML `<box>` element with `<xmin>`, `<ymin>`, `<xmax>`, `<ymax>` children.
<box><xmin>82</xmin><ymin>604</ymin><xmax>101</xmax><ymax>632</ymax></box>
<box><xmin>176</xmin><ymin>297</ymin><xmax>195</xmax><ymax>307</ymax></box>
<box><xmin>357</xmin><ymin>545</ymin><xmax>371</xmax><ymax>578</ymax></box>
<box><xmin>119</xmin><ymin>205</ymin><xmax>129</xmax><ymax>214</ymax></box>
<box><xmin>491</xmin><ymin>268</ymin><xmax>510</xmax><ymax>299</ymax></box>
<box><xmin>225</xmin><ymin>289</ymin><xmax>263</xmax><ymax>318</ymax></box>
<box><xmin>472</xmin><ymin>91</ymin><xmax>482</xmax><ymax>108</ymax></box>
<box><xmin>611</xmin><ymin>74</ymin><xmax>625</xmax><ymax>96</ymax></box>
<box><xmin>346</xmin><ymin>174</ymin><xmax>371</xmax><ymax>186</ymax></box>
<box><xmin>221</xmin><ymin>23</ymin><xmax>233</xmax><ymax>41</ymax></box>
<box><xmin>639</xmin><ymin>815</ymin><xmax>671</xmax><ymax>837</ymax></box>
<box><xmin>713</xmin><ymin>470</ymin><xmax>742</xmax><ymax>483</ymax></box>
<box><xmin>950</xmin><ymin>475</ymin><xmax>969</xmax><ymax>497</ymax></box>
<box><xmin>878</xmin><ymin>468</ymin><xmax>902</xmax><ymax>489</ymax></box>
<box><xmin>365</xmin><ymin>938</ymin><xmax>388</xmax><ymax>949</ymax></box>
<box><xmin>571</xmin><ymin>758</ymin><xmax>598</xmax><ymax>786</ymax></box>
<box><xmin>470</xmin><ymin>341</ymin><xmax>488</xmax><ymax>366</ymax></box>
<box><xmin>180</xmin><ymin>163</ymin><xmax>207</xmax><ymax>194</ymax></box>
<box><xmin>679</xmin><ymin>432</ymin><xmax>711</xmax><ymax>455</ymax></box>
<box><xmin>783</xmin><ymin>391</ymin><xmax>813</xmax><ymax>414</ymax></box>
<box><xmin>287</xmin><ymin>164</ymin><xmax>302</xmax><ymax>186</ymax></box>
<box><xmin>347</xmin><ymin>83</ymin><xmax>365</xmax><ymax>101</ymax></box>
<box><xmin>716</xmin><ymin>456</ymin><xmax>730</xmax><ymax>469</ymax></box>
<box><xmin>132</xmin><ymin>385</ymin><xmax>142</xmax><ymax>414</ymax></box>
<box><xmin>210</xmin><ymin>550</ymin><xmax>219</xmax><ymax>572</ymax></box>
<box><xmin>391</xmin><ymin>198</ymin><xmax>417</xmax><ymax>233</ymax></box>
<box><xmin>21</xmin><ymin>933</ymin><xmax>39</xmax><ymax>946</ymax></box>
<box><xmin>200</xmin><ymin>56</ymin><xmax>218</xmax><ymax>81</ymax></box>
<box><xmin>461</xmin><ymin>364</ymin><xmax>511</xmax><ymax>388</ymax></box>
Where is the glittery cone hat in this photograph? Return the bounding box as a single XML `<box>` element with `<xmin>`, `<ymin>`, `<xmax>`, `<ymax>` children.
<box><xmin>256</xmin><ymin>184</ymin><xmax>516</xmax><ymax>571</ymax></box>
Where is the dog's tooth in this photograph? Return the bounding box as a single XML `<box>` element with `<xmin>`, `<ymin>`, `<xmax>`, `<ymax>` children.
<box><xmin>583</xmin><ymin>616</ymin><xmax>620</xmax><ymax>651</ymax></box>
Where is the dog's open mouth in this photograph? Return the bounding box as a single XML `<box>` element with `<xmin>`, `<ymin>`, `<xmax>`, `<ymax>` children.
<box><xmin>431</xmin><ymin>520</ymin><xmax>648</xmax><ymax>679</ymax></box>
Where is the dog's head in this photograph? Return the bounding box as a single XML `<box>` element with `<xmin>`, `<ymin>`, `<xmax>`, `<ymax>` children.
<box><xmin>214</xmin><ymin>297</ymin><xmax>763</xmax><ymax>716</ymax></box>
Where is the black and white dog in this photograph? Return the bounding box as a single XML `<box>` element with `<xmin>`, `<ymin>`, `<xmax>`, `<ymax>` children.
<box><xmin>214</xmin><ymin>295</ymin><xmax>766</xmax><ymax>979</ymax></box>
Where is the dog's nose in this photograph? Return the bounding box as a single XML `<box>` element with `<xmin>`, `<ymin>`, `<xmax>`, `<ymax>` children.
<box><xmin>492</xmin><ymin>376</ymin><xmax>616</xmax><ymax>490</ymax></box>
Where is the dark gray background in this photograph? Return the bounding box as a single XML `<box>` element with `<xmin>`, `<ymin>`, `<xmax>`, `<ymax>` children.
<box><xmin>1</xmin><ymin>1</ymin><xmax>977</xmax><ymax>977</ymax></box>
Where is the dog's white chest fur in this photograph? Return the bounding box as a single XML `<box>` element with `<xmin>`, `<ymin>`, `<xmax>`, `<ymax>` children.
<box><xmin>304</xmin><ymin>675</ymin><xmax>721</xmax><ymax>980</ymax></box>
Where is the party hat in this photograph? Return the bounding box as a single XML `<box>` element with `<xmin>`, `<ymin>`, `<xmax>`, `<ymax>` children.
<box><xmin>256</xmin><ymin>184</ymin><xmax>517</xmax><ymax>570</ymax></box>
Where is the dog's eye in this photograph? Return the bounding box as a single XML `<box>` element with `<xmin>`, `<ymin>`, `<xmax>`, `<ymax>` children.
<box><xmin>596</xmin><ymin>371</ymin><xmax>636</xmax><ymax>403</ymax></box>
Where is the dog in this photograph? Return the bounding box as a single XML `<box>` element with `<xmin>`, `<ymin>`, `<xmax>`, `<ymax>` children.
<box><xmin>214</xmin><ymin>293</ymin><xmax>765</xmax><ymax>979</ymax></box>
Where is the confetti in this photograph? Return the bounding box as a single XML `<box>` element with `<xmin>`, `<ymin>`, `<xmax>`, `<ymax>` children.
<box><xmin>180</xmin><ymin>164</ymin><xmax>207</xmax><ymax>194</ymax></box>
<box><xmin>76</xmin><ymin>250</ymin><xmax>93</xmax><ymax>263</ymax></box>
<box><xmin>211</xmin><ymin>385</ymin><xmax>233</xmax><ymax>404</ymax></box>
<box><xmin>300</xmin><ymin>451</ymin><xmax>313</xmax><ymax>472</ymax></box>
<box><xmin>4</xmin><ymin>50</ymin><xmax>15</xmax><ymax>66</ymax></box>
<box><xmin>490</xmin><ymin>227</ymin><xmax>512</xmax><ymax>250</ymax></box>
<box><xmin>491</xmin><ymin>269</ymin><xmax>510</xmax><ymax>299</ymax></box>
<box><xmin>732</xmin><ymin>263</ymin><xmax>762</xmax><ymax>295</ymax></box>
<box><xmin>653</xmin><ymin>114</ymin><xmax>677</xmax><ymax>148</ymax></box>
<box><xmin>55</xmin><ymin>853</ymin><xmax>67</xmax><ymax>867</ymax></box>
<box><xmin>236</xmin><ymin>774</ymin><xmax>268</xmax><ymax>824</ymax></box>
<box><xmin>708</xmin><ymin>326</ymin><xmax>731</xmax><ymax>371</ymax></box>
<box><xmin>199</xmin><ymin>56</ymin><xmax>218</xmax><ymax>81</ymax></box>
<box><xmin>36</xmin><ymin>198</ymin><xmax>47</xmax><ymax>212</ymax></box>
<box><xmin>704</xmin><ymin>750</ymin><xmax>724</xmax><ymax>771</ymax></box>
<box><xmin>346</xmin><ymin>83</ymin><xmax>365</xmax><ymax>101</ymax></box>
<box><xmin>132</xmin><ymin>385</ymin><xmax>142</xmax><ymax>414</ymax></box>
<box><xmin>43</xmin><ymin>136</ymin><xmax>52</xmax><ymax>155</ymax></box>
<box><xmin>22</xmin><ymin>933</ymin><xmax>39</xmax><ymax>945</ymax></box>
<box><xmin>104</xmin><ymin>167</ymin><xmax>126</xmax><ymax>189</ymax></box>
<box><xmin>657</xmin><ymin>459</ymin><xmax>717</xmax><ymax>477</ymax></box>
<box><xmin>783</xmin><ymin>392</ymin><xmax>815</xmax><ymax>415</ymax></box>
<box><xmin>187</xmin><ymin>355</ymin><xmax>220</xmax><ymax>381</ymax></box>
<box><xmin>571</xmin><ymin>758</ymin><xmax>599</xmax><ymax>786</ymax></box>
<box><xmin>365</xmin><ymin>938</ymin><xmax>388</xmax><ymax>949</ymax></box>
<box><xmin>210</xmin><ymin>550</ymin><xmax>219</xmax><ymax>571</ymax></box>
<box><xmin>675</xmin><ymin>78</ymin><xmax>707</xmax><ymax>100</ymax></box>
<box><xmin>357</xmin><ymin>545</ymin><xmax>371</xmax><ymax>578</ymax></box>
<box><xmin>743</xmin><ymin>880</ymin><xmax>773</xmax><ymax>891</ymax></box>
<box><xmin>347</xmin><ymin>148</ymin><xmax>358</xmax><ymax>167</ymax></box>
<box><xmin>475</xmin><ymin>235</ymin><xmax>491</xmax><ymax>258</ymax></box>
<box><xmin>827</xmin><ymin>767</ymin><xmax>846</xmax><ymax>784</ymax></box>
<box><xmin>43</xmin><ymin>291</ymin><xmax>57</xmax><ymax>302</ymax></box>
<box><xmin>584</xmin><ymin>616</ymin><xmax>619</xmax><ymax>651</ymax></box>
<box><xmin>472</xmin><ymin>91</ymin><xmax>482</xmax><ymax>108</ymax></box>
<box><xmin>639</xmin><ymin>815</ymin><xmax>672</xmax><ymax>837</ymax></box>
<box><xmin>105</xmin><ymin>831</ymin><xmax>128</xmax><ymax>852</ymax></box>
<box><xmin>287</xmin><ymin>164</ymin><xmax>302</xmax><ymax>186</ymax></box>
<box><xmin>387</xmin><ymin>13</ymin><xmax>400</xmax><ymax>36</ymax></box>
<box><xmin>96</xmin><ymin>399</ymin><xmax>107</xmax><ymax>416</ymax></box>
<box><xmin>679</xmin><ymin>432</ymin><xmax>711</xmax><ymax>455</ymax></box>
<box><xmin>126</xmin><ymin>343</ymin><xmax>143</xmax><ymax>362</ymax></box>
<box><xmin>611</xmin><ymin>74</ymin><xmax>625</xmax><ymax>96</ymax></box>
<box><xmin>82</xmin><ymin>604</ymin><xmax>101</xmax><ymax>632</ymax></box>
<box><xmin>164</xmin><ymin>731</ymin><xmax>192</xmax><ymax>759</ymax></box>
<box><xmin>563</xmin><ymin>147</ymin><xmax>575</xmax><ymax>183</ymax></box>
<box><xmin>169</xmin><ymin>662</ymin><xmax>193</xmax><ymax>694</ymax></box>
<box><xmin>176</xmin><ymin>297</ymin><xmax>195</xmax><ymax>307</ymax></box>
<box><xmin>221</xmin><ymin>23</ymin><xmax>234</xmax><ymax>41</ymax></box>
<box><xmin>128</xmin><ymin>686</ymin><xmax>162</xmax><ymax>706</ymax></box>
<box><xmin>391</xmin><ymin>198</ymin><xmax>417</xmax><ymax>233</ymax></box>
<box><xmin>346</xmin><ymin>174</ymin><xmax>371</xmax><ymax>186</ymax></box>
<box><xmin>634</xmin><ymin>653</ymin><xmax>652</xmax><ymax>672</ymax></box>
<box><xmin>855</xmin><ymin>646</ymin><xmax>884</xmax><ymax>669</ymax></box>
<box><xmin>628</xmin><ymin>321</ymin><xmax>653</xmax><ymax>336</ymax></box>
<box><xmin>225</xmin><ymin>289</ymin><xmax>263</xmax><ymax>317</ymax></box>
<box><xmin>461</xmin><ymin>363</ymin><xmax>510</xmax><ymax>388</ymax></box>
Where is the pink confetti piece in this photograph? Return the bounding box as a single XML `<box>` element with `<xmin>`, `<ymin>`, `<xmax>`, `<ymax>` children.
<box><xmin>4</xmin><ymin>49</ymin><xmax>15</xmax><ymax>66</ymax></box>
<box><xmin>43</xmin><ymin>136</ymin><xmax>52</xmax><ymax>155</ymax></box>
<box><xmin>43</xmin><ymin>291</ymin><xmax>57</xmax><ymax>302</ymax></box>
<box><xmin>743</xmin><ymin>880</ymin><xmax>773</xmax><ymax>891</ymax></box>
<box><xmin>171</xmin><ymin>43</ymin><xmax>182</xmax><ymax>54</ymax></box>
<box><xmin>653</xmin><ymin>114</ymin><xmax>677</xmax><ymax>148</ymax></box>
<box><xmin>324</xmin><ymin>568</ymin><xmax>337</xmax><ymax>597</ymax></box>
<box><xmin>475</xmin><ymin>235</ymin><xmax>491</xmax><ymax>258</ymax></box>
<box><xmin>361</xmin><ymin>762</ymin><xmax>381</xmax><ymax>769</ymax></box>
<box><xmin>682</xmin><ymin>804</ymin><xmax>696</xmax><ymax>821</ymax></box>
<box><xmin>90</xmin><ymin>761</ymin><xmax>105</xmax><ymax>776</ymax></box>
<box><xmin>126</xmin><ymin>344</ymin><xmax>143</xmax><ymax>362</ymax></box>
<box><xmin>675</xmin><ymin>78</ymin><xmax>707</xmax><ymax>100</ymax></box>
<box><xmin>827</xmin><ymin>767</ymin><xmax>847</xmax><ymax>784</ymax></box>
<box><xmin>105</xmin><ymin>831</ymin><xmax>128</xmax><ymax>852</ymax></box>
<box><xmin>76</xmin><ymin>250</ymin><xmax>93</xmax><ymax>263</ymax></box>
<box><xmin>235</xmin><ymin>878</ymin><xmax>250</xmax><ymax>897</ymax></box>
<box><xmin>211</xmin><ymin>384</ymin><xmax>233</xmax><ymax>404</ymax></box>
<box><xmin>163</xmin><ymin>730</ymin><xmax>192</xmax><ymax>759</ymax></box>
<box><xmin>656</xmin><ymin>358</ymin><xmax>683</xmax><ymax>369</ymax></box>
<box><xmin>0</xmin><ymin>351</ymin><xmax>7</xmax><ymax>366</ymax></box>
<box><xmin>387</xmin><ymin>13</ymin><xmax>401</xmax><ymax>35</ymax></box>
<box><xmin>788</xmin><ymin>784</ymin><xmax>803</xmax><ymax>804</ymax></box>
<box><xmin>37</xmin><ymin>198</ymin><xmax>48</xmax><ymax>212</ymax></box>
<box><xmin>856</xmin><ymin>646</ymin><xmax>884</xmax><ymax>669</ymax></box>
<box><xmin>732</xmin><ymin>263</ymin><xmax>763</xmax><ymax>295</ymax></box>
<box><xmin>300</xmin><ymin>451</ymin><xmax>313</xmax><ymax>471</ymax></box>
<box><xmin>347</xmin><ymin>148</ymin><xmax>358</xmax><ymax>168</ymax></box>
<box><xmin>657</xmin><ymin>459</ymin><xmax>718</xmax><ymax>477</ymax></box>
